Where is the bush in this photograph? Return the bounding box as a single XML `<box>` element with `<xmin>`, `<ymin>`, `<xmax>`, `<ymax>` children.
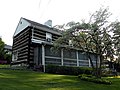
<box><xmin>78</xmin><ymin>74</ymin><xmax>112</xmax><ymax>85</ymax></box>
<box><xmin>45</xmin><ymin>64</ymin><xmax>92</xmax><ymax>75</ymax></box>
<box><xmin>33</xmin><ymin>65</ymin><xmax>43</xmax><ymax>72</ymax></box>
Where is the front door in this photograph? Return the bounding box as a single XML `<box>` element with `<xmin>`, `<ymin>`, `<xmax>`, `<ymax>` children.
<box><xmin>34</xmin><ymin>46</ymin><xmax>42</xmax><ymax>65</ymax></box>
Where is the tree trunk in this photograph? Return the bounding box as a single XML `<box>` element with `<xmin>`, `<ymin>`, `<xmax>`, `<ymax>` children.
<box><xmin>97</xmin><ymin>54</ymin><xmax>103</xmax><ymax>78</ymax></box>
<box><xmin>88</xmin><ymin>53</ymin><xmax>95</xmax><ymax>75</ymax></box>
<box><xmin>95</xmin><ymin>54</ymin><xmax>99</xmax><ymax>78</ymax></box>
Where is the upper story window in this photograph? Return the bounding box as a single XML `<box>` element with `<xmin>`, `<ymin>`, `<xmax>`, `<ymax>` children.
<box><xmin>20</xmin><ymin>21</ymin><xmax>22</xmax><ymax>24</ymax></box>
<box><xmin>46</xmin><ymin>32</ymin><xmax>52</xmax><ymax>42</ymax></box>
<box><xmin>69</xmin><ymin>40</ymin><xmax>73</xmax><ymax>47</ymax></box>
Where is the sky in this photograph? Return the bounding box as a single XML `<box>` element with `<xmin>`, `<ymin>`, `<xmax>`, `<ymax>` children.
<box><xmin>0</xmin><ymin>0</ymin><xmax>120</xmax><ymax>45</ymax></box>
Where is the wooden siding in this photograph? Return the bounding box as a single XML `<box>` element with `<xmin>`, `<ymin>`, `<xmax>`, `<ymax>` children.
<box><xmin>12</xmin><ymin>27</ymin><xmax>31</xmax><ymax>64</ymax></box>
<box><xmin>52</xmin><ymin>33</ymin><xmax>60</xmax><ymax>41</ymax></box>
<box><xmin>33</xmin><ymin>29</ymin><xmax>46</xmax><ymax>41</ymax></box>
<box><xmin>33</xmin><ymin>28</ymin><xmax>61</xmax><ymax>42</ymax></box>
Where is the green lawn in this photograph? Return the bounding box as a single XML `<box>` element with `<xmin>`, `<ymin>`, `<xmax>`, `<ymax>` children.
<box><xmin>0</xmin><ymin>70</ymin><xmax>120</xmax><ymax>90</ymax></box>
<box><xmin>0</xmin><ymin>64</ymin><xmax>10</xmax><ymax>68</ymax></box>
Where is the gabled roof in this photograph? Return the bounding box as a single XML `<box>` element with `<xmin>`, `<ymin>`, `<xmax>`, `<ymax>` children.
<box><xmin>23</xmin><ymin>18</ymin><xmax>52</xmax><ymax>30</ymax></box>
<box><xmin>13</xmin><ymin>18</ymin><xmax>31</xmax><ymax>37</ymax></box>
<box><xmin>13</xmin><ymin>17</ymin><xmax>62</xmax><ymax>37</ymax></box>
<box><xmin>4</xmin><ymin>44</ymin><xmax>12</xmax><ymax>50</ymax></box>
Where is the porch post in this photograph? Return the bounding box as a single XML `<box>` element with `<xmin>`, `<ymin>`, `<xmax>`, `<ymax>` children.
<box><xmin>98</xmin><ymin>55</ymin><xmax>100</xmax><ymax>68</ymax></box>
<box><xmin>42</xmin><ymin>45</ymin><xmax>45</xmax><ymax>72</ymax></box>
<box><xmin>77</xmin><ymin>50</ymin><xmax>79</xmax><ymax>66</ymax></box>
<box><xmin>89</xmin><ymin>59</ymin><xmax>91</xmax><ymax>67</ymax></box>
<box><xmin>61</xmin><ymin>49</ymin><xmax>63</xmax><ymax>66</ymax></box>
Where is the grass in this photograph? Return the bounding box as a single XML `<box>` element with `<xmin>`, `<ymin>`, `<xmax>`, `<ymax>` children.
<box><xmin>0</xmin><ymin>69</ymin><xmax>120</xmax><ymax>90</ymax></box>
<box><xmin>0</xmin><ymin>64</ymin><xmax>10</xmax><ymax>68</ymax></box>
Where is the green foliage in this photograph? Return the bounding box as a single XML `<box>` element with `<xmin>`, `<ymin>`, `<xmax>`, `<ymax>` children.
<box><xmin>0</xmin><ymin>38</ymin><xmax>11</xmax><ymax>64</ymax></box>
<box><xmin>53</xmin><ymin>7</ymin><xmax>115</xmax><ymax>78</ymax></box>
<box><xmin>45</xmin><ymin>64</ymin><xmax>92</xmax><ymax>75</ymax></box>
<box><xmin>78</xmin><ymin>74</ymin><xmax>112</xmax><ymax>85</ymax></box>
<box><xmin>112</xmin><ymin>21</ymin><xmax>120</xmax><ymax>62</ymax></box>
<box><xmin>4</xmin><ymin>54</ymin><xmax>12</xmax><ymax>64</ymax></box>
<box><xmin>0</xmin><ymin>38</ymin><xmax>5</xmax><ymax>59</ymax></box>
<box><xmin>0</xmin><ymin>64</ymin><xmax>10</xmax><ymax>68</ymax></box>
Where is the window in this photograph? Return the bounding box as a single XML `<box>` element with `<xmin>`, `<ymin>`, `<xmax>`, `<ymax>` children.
<box><xmin>69</xmin><ymin>40</ymin><xmax>73</xmax><ymax>47</ymax></box>
<box><xmin>78</xmin><ymin>52</ymin><xmax>88</xmax><ymax>60</ymax></box>
<box><xmin>13</xmin><ymin>51</ymin><xmax>18</xmax><ymax>61</ymax></box>
<box><xmin>45</xmin><ymin>46</ymin><xmax>61</xmax><ymax>57</ymax></box>
<box><xmin>63</xmin><ymin>49</ymin><xmax>76</xmax><ymax>59</ymax></box>
<box><xmin>20</xmin><ymin>21</ymin><xmax>22</xmax><ymax>24</ymax></box>
<box><xmin>46</xmin><ymin>32</ymin><xmax>52</xmax><ymax>42</ymax></box>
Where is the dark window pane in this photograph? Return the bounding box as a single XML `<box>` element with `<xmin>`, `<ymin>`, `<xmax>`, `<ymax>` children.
<box><xmin>63</xmin><ymin>59</ymin><xmax>77</xmax><ymax>66</ymax></box>
<box><xmin>78</xmin><ymin>51</ymin><xmax>88</xmax><ymax>60</ymax></box>
<box><xmin>45</xmin><ymin>46</ymin><xmax>61</xmax><ymax>57</ymax></box>
<box><xmin>90</xmin><ymin>54</ymin><xmax>97</xmax><ymax>61</ymax></box>
<box><xmin>79</xmin><ymin>60</ymin><xmax>89</xmax><ymax>66</ymax></box>
<box><xmin>63</xmin><ymin>49</ymin><xmax>76</xmax><ymax>59</ymax></box>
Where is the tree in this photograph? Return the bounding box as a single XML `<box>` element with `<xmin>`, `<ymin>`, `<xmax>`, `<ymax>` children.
<box><xmin>112</xmin><ymin>21</ymin><xmax>120</xmax><ymax>71</ymax></box>
<box><xmin>4</xmin><ymin>54</ymin><xmax>12</xmax><ymax>64</ymax></box>
<box><xmin>0</xmin><ymin>37</ymin><xmax>11</xmax><ymax>64</ymax></box>
<box><xmin>53</xmin><ymin>7</ymin><xmax>114</xmax><ymax>78</ymax></box>
<box><xmin>0</xmin><ymin>37</ymin><xmax>5</xmax><ymax>59</ymax></box>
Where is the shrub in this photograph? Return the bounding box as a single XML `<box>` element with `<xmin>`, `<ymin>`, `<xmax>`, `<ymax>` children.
<box><xmin>78</xmin><ymin>74</ymin><xmax>112</xmax><ymax>85</ymax></box>
<box><xmin>78</xmin><ymin>74</ymin><xmax>92</xmax><ymax>78</ymax></box>
<box><xmin>33</xmin><ymin>65</ymin><xmax>43</xmax><ymax>72</ymax></box>
<box><xmin>45</xmin><ymin>64</ymin><xmax>92</xmax><ymax>75</ymax></box>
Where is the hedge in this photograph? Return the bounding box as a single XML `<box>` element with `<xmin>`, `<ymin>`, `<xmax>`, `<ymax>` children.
<box><xmin>45</xmin><ymin>64</ymin><xmax>92</xmax><ymax>75</ymax></box>
<box><xmin>78</xmin><ymin>74</ymin><xmax>112</xmax><ymax>85</ymax></box>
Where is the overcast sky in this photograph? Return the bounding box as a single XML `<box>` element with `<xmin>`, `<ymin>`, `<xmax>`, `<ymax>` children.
<box><xmin>0</xmin><ymin>0</ymin><xmax>120</xmax><ymax>45</ymax></box>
